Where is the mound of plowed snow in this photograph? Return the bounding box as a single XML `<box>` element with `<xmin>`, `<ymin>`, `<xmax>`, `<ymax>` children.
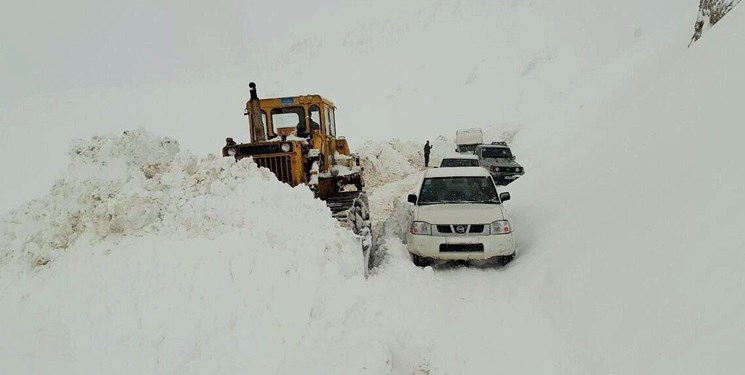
<box><xmin>357</xmin><ymin>136</ymin><xmax>453</xmax><ymax>188</ymax></box>
<box><xmin>0</xmin><ymin>130</ymin><xmax>391</xmax><ymax>374</ymax></box>
<box><xmin>357</xmin><ymin>125</ymin><xmax>524</xmax><ymax>190</ymax></box>
<box><xmin>1</xmin><ymin>130</ymin><xmax>352</xmax><ymax>264</ymax></box>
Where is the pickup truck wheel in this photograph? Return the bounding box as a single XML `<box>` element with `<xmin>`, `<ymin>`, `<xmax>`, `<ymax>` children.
<box><xmin>410</xmin><ymin>253</ymin><xmax>431</xmax><ymax>267</ymax></box>
<box><xmin>498</xmin><ymin>253</ymin><xmax>515</xmax><ymax>266</ymax></box>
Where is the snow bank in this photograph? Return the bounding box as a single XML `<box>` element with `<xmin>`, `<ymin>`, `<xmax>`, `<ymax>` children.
<box><xmin>357</xmin><ymin>125</ymin><xmax>522</xmax><ymax>189</ymax></box>
<box><xmin>505</xmin><ymin>5</ymin><xmax>745</xmax><ymax>373</ymax></box>
<box><xmin>1</xmin><ymin>130</ymin><xmax>339</xmax><ymax>266</ymax></box>
<box><xmin>357</xmin><ymin>136</ymin><xmax>452</xmax><ymax>188</ymax></box>
<box><xmin>0</xmin><ymin>130</ymin><xmax>387</xmax><ymax>374</ymax></box>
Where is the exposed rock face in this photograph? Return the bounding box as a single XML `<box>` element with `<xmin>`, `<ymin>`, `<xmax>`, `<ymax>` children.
<box><xmin>691</xmin><ymin>0</ymin><xmax>742</xmax><ymax>45</ymax></box>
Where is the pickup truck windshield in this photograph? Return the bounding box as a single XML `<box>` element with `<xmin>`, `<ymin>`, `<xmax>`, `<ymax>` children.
<box><xmin>481</xmin><ymin>147</ymin><xmax>512</xmax><ymax>159</ymax></box>
<box><xmin>418</xmin><ymin>176</ymin><xmax>499</xmax><ymax>205</ymax></box>
<box><xmin>440</xmin><ymin>158</ymin><xmax>479</xmax><ymax>167</ymax></box>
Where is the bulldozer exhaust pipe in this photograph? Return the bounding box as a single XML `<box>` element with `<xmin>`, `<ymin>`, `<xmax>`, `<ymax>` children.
<box><xmin>247</xmin><ymin>82</ymin><xmax>266</xmax><ymax>142</ymax></box>
<box><xmin>249</xmin><ymin>82</ymin><xmax>259</xmax><ymax>100</ymax></box>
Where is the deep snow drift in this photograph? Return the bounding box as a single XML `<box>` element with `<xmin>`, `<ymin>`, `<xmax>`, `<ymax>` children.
<box><xmin>0</xmin><ymin>130</ymin><xmax>379</xmax><ymax>374</ymax></box>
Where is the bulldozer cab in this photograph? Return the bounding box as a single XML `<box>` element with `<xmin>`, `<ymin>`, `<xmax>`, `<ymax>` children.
<box><xmin>246</xmin><ymin>95</ymin><xmax>350</xmax><ymax>168</ymax></box>
<box><xmin>247</xmin><ymin>96</ymin><xmax>327</xmax><ymax>139</ymax></box>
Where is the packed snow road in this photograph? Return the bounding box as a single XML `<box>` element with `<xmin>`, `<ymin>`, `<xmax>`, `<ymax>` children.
<box><xmin>359</xmin><ymin>142</ymin><xmax>569</xmax><ymax>373</ymax></box>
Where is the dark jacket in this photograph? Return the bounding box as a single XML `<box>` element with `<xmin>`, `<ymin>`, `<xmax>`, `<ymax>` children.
<box><xmin>424</xmin><ymin>143</ymin><xmax>432</xmax><ymax>156</ymax></box>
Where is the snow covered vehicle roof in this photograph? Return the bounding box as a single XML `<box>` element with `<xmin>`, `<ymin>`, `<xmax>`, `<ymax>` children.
<box><xmin>424</xmin><ymin>166</ymin><xmax>491</xmax><ymax>178</ymax></box>
<box><xmin>441</xmin><ymin>153</ymin><xmax>479</xmax><ymax>160</ymax></box>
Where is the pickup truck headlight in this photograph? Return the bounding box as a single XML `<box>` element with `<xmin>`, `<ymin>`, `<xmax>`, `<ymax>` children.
<box><xmin>410</xmin><ymin>221</ymin><xmax>432</xmax><ymax>235</ymax></box>
<box><xmin>490</xmin><ymin>220</ymin><xmax>511</xmax><ymax>235</ymax></box>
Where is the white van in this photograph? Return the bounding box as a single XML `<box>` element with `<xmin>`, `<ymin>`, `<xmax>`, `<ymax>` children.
<box><xmin>455</xmin><ymin>128</ymin><xmax>483</xmax><ymax>153</ymax></box>
<box><xmin>405</xmin><ymin>167</ymin><xmax>516</xmax><ymax>266</ymax></box>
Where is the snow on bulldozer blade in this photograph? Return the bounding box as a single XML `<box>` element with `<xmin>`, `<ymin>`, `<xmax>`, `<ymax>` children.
<box><xmin>328</xmin><ymin>190</ymin><xmax>374</xmax><ymax>273</ymax></box>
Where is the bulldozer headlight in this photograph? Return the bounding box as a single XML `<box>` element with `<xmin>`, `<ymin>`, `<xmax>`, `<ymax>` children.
<box><xmin>227</xmin><ymin>147</ymin><xmax>237</xmax><ymax>156</ymax></box>
<box><xmin>281</xmin><ymin>143</ymin><xmax>292</xmax><ymax>152</ymax></box>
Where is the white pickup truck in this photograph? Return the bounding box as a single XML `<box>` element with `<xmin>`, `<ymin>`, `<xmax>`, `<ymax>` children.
<box><xmin>405</xmin><ymin>166</ymin><xmax>516</xmax><ymax>267</ymax></box>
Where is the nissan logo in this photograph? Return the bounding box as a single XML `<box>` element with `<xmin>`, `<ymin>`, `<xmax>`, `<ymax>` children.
<box><xmin>455</xmin><ymin>225</ymin><xmax>466</xmax><ymax>233</ymax></box>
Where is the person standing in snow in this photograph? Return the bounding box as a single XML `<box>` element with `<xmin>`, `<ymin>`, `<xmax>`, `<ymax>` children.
<box><xmin>423</xmin><ymin>140</ymin><xmax>433</xmax><ymax>167</ymax></box>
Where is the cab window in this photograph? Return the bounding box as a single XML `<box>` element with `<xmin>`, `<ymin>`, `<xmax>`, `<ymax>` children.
<box><xmin>271</xmin><ymin>106</ymin><xmax>305</xmax><ymax>134</ymax></box>
<box><xmin>326</xmin><ymin>107</ymin><xmax>337</xmax><ymax>137</ymax></box>
<box><xmin>249</xmin><ymin>110</ymin><xmax>270</xmax><ymax>140</ymax></box>
<box><xmin>309</xmin><ymin>105</ymin><xmax>322</xmax><ymax>133</ymax></box>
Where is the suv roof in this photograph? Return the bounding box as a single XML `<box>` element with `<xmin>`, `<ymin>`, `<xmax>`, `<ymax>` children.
<box><xmin>441</xmin><ymin>153</ymin><xmax>479</xmax><ymax>160</ymax></box>
<box><xmin>477</xmin><ymin>144</ymin><xmax>509</xmax><ymax>149</ymax></box>
<box><xmin>425</xmin><ymin>166</ymin><xmax>491</xmax><ymax>178</ymax></box>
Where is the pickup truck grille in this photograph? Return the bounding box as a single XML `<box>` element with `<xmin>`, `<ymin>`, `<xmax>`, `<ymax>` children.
<box><xmin>435</xmin><ymin>224</ymin><xmax>486</xmax><ymax>234</ymax></box>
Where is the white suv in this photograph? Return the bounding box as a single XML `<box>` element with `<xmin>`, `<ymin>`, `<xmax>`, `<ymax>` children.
<box><xmin>405</xmin><ymin>167</ymin><xmax>516</xmax><ymax>266</ymax></box>
<box><xmin>439</xmin><ymin>153</ymin><xmax>480</xmax><ymax>168</ymax></box>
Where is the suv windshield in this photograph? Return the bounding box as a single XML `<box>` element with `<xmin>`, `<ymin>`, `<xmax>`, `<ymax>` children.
<box><xmin>481</xmin><ymin>147</ymin><xmax>512</xmax><ymax>159</ymax></box>
<box><xmin>418</xmin><ymin>176</ymin><xmax>499</xmax><ymax>205</ymax></box>
<box><xmin>457</xmin><ymin>144</ymin><xmax>478</xmax><ymax>153</ymax></box>
<box><xmin>440</xmin><ymin>158</ymin><xmax>479</xmax><ymax>167</ymax></box>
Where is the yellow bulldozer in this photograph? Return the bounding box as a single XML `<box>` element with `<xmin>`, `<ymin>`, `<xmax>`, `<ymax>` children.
<box><xmin>222</xmin><ymin>82</ymin><xmax>372</xmax><ymax>255</ymax></box>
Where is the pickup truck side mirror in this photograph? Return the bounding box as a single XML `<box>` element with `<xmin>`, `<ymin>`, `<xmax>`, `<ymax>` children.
<box><xmin>499</xmin><ymin>192</ymin><xmax>511</xmax><ymax>202</ymax></box>
<box><xmin>407</xmin><ymin>194</ymin><xmax>417</xmax><ymax>204</ymax></box>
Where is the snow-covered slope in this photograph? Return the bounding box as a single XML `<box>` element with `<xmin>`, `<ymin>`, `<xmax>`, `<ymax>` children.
<box><xmin>507</xmin><ymin>5</ymin><xmax>745</xmax><ymax>373</ymax></box>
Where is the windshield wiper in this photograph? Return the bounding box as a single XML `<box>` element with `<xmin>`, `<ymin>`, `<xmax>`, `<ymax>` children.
<box><xmin>420</xmin><ymin>200</ymin><xmax>499</xmax><ymax>205</ymax></box>
<box><xmin>446</xmin><ymin>200</ymin><xmax>500</xmax><ymax>204</ymax></box>
<box><xmin>477</xmin><ymin>200</ymin><xmax>501</xmax><ymax>204</ymax></box>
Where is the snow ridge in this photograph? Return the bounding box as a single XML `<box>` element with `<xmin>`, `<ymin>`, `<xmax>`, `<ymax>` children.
<box><xmin>0</xmin><ymin>129</ymin><xmax>340</xmax><ymax>267</ymax></box>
